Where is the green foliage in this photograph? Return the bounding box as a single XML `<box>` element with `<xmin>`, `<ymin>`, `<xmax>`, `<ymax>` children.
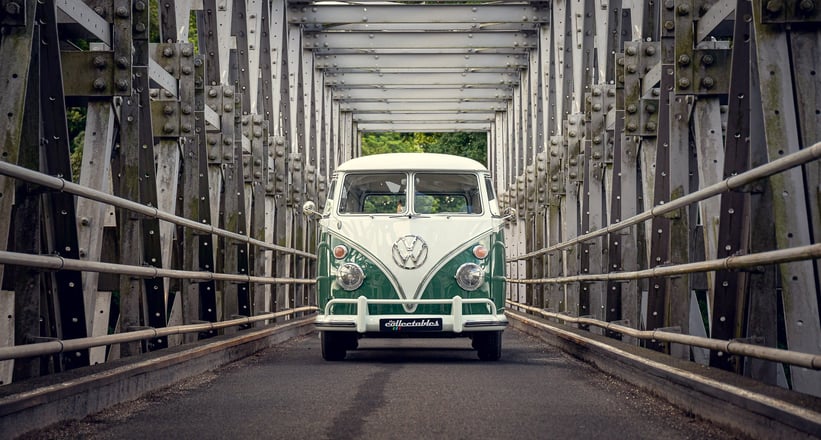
<box><xmin>363</xmin><ymin>194</ymin><xmax>405</xmax><ymax>214</ymax></box>
<box><xmin>361</xmin><ymin>132</ymin><xmax>487</xmax><ymax>166</ymax></box>
<box><xmin>415</xmin><ymin>132</ymin><xmax>487</xmax><ymax>165</ymax></box>
<box><xmin>361</xmin><ymin>133</ymin><xmax>422</xmax><ymax>155</ymax></box>
<box><xmin>66</xmin><ymin>107</ymin><xmax>87</xmax><ymax>182</ymax></box>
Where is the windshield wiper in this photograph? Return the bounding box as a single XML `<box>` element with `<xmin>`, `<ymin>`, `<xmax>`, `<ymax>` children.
<box><xmin>390</xmin><ymin>213</ymin><xmax>430</xmax><ymax>219</ymax></box>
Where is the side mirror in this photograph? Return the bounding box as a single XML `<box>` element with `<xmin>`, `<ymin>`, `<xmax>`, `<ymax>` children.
<box><xmin>502</xmin><ymin>207</ymin><xmax>517</xmax><ymax>222</ymax></box>
<box><xmin>303</xmin><ymin>200</ymin><xmax>321</xmax><ymax>218</ymax></box>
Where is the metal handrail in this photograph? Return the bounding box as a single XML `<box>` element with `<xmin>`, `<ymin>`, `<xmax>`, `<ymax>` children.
<box><xmin>0</xmin><ymin>250</ymin><xmax>317</xmax><ymax>284</ymax></box>
<box><xmin>507</xmin><ymin>301</ymin><xmax>821</xmax><ymax>370</ymax></box>
<box><xmin>508</xmin><ymin>141</ymin><xmax>821</xmax><ymax>262</ymax></box>
<box><xmin>0</xmin><ymin>306</ymin><xmax>318</xmax><ymax>361</ymax></box>
<box><xmin>0</xmin><ymin>160</ymin><xmax>316</xmax><ymax>259</ymax></box>
<box><xmin>507</xmin><ymin>243</ymin><xmax>821</xmax><ymax>284</ymax></box>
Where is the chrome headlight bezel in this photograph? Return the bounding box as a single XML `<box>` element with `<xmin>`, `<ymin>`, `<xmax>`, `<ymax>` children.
<box><xmin>336</xmin><ymin>262</ymin><xmax>365</xmax><ymax>291</ymax></box>
<box><xmin>455</xmin><ymin>262</ymin><xmax>484</xmax><ymax>291</ymax></box>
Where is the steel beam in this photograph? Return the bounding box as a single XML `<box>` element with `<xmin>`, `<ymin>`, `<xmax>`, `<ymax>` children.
<box><xmin>289</xmin><ymin>4</ymin><xmax>548</xmax><ymax>28</ymax></box>
<box><xmin>314</xmin><ymin>53</ymin><xmax>528</xmax><ymax>72</ymax></box>
<box><xmin>357</xmin><ymin>122</ymin><xmax>492</xmax><ymax>132</ymax></box>
<box><xmin>304</xmin><ymin>31</ymin><xmax>537</xmax><ymax>53</ymax></box>
<box><xmin>333</xmin><ymin>88</ymin><xmax>514</xmax><ymax>101</ymax></box>
<box><xmin>325</xmin><ymin>72</ymin><xmax>519</xmax><ymax>87</ymax></box>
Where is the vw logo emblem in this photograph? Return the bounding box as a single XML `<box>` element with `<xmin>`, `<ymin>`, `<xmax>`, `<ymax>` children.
<box><xmin>392</xmin><ymin>235</ymin><xmax>428</xmax><ymax>269</ymax></box>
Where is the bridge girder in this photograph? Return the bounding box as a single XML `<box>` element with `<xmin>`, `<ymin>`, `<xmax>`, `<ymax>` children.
<box><xmin>1</xmin><ymin>0</ymin><xmax>819</xmax><ymax>404</ymax></box>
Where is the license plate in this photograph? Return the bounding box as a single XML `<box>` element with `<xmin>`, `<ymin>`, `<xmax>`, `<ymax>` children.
<box><xmin>380</xmin><ymin>318</ymin><xmax>443</xmax><ymax>332</ymax></box>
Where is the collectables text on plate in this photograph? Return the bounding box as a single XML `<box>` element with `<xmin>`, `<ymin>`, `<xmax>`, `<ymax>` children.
<box><xmin>380</xmin><ymin>318</ymin><xmax>443</xmax><ymax>331</ymax></box>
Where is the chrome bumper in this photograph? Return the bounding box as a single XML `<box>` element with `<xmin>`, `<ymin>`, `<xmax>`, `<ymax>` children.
<box><xmin>314</xmin><ymin>295</ymin><xmax>508</xmax><ymax>333</ymax></box>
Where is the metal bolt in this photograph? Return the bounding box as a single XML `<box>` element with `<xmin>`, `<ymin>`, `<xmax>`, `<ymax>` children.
<box><xmin>766</xmin><ymin>0</ymin><xmax>783</xmax><ymax>13</ymax></box>
<box><xmin>592</xmin><ymin>103</ymin><xmax>602</xmax><ymax>112</ymax></box>
<box><xmin>135</xmin><ymin>22</ymin><xmax>146</xmax><ymax>33</ymax></box>
<box><xmin>116</xmin><ymin>57</ymin><xmax>129</xmax><ymax>68</ymax></box>
<box><xmin>4</xmin><ymin>1</ymin><xmax>20</xmax><ymax>15</ymax></box>
<box><xmin>92</xmin><ymin>78</ymin><xmax>107</xmax><ymax>91</ymax></box>
<box><xmin>135</xmin><ymin>1</ymin><xmax>147</xmax><ymax>11</ymax></box>
<box><xmin>625</xmin><ymin>46</ymin><xmax>637</xmax><ymax>56</ymax></box>
<box><xmin>163</xmin><ymin>47</ymin><xmax>174</xmax><ymax>57</ymax></box>
<box><xmin>181</xmin><ymin>124</ymin><xmax>192</xmax><ymax>133</ymax></box>
<box><xmin>115</xmin><ymin>6</ymin><xmax>129</xmax><ymax>17</ymax></box>
<box><xmin>701</xmin><ymin>76</ymin><xmax>715</xmax><ymax>89</ymax></box>
<box><xmin>678</xmin><ymin>77</ymin><xmax>691</xmax><ymax>88</ymax></box>
<box><xmin>181</xmin><ymin>105</ymin><xmax>192</xmax><ymax>115</ymax></box>
<box><xmin>645</xmin><ymin>45</ymin><xmax>656</xmax><ymax>56</ymax></box>
<box><xmin>223</xmin><ymin>104</ymin><xmax>233</xmax><ymax>113</ymax></box>
<box><xmin>645</xmin><ymin>103</ymin><xmax>657</xmax><ymax>113</ymax></box>
<box><xmin>646</xmin><ymin>121</ymin><xmax>657</xmax><ymax>131</ymax></box>
<box><xmin>93</xmin><ymin>6</ymin><xmax>105</xmax><ymax>16</ymax></box>
<box><xmin>677</xmin><ymin>4</ymin><xmax>690</xmax><ymax>15</ymax></box>
<box><xmin>181</xmin><ymin>66</ymin><xmax>192</xmax><ymax>75</ymax></box>
<box><xmin>800</xmin><ymin>0</ymin><xmax>815</xmax><ymax>12</ymax></box>
<box><xmin>163</xmin><ymin>123</ymin><xmax>175</xmax><ymax>134</ymax></box>
<box><xmin>677</xmin><ymin>54</ymin><xmax>691</xmax><ymax>66</ymax></box>
<box><xmin>181</xmin><ymin>46</ymin><xmax>193</xmax><ymax>57</ymax></box>
<box><xmin>626</xmin><ymin>64</ymin><xmax>637</xmax><ymax>74</ymax></box>
<box><xmin>209</xmin><ymin>88</ymin><xmax>218</xmax><ymax>97</ymax></box>
<box><xmin>163</xmin><ymin>104</ymin><xmax>174</xmax><ymax>115</ymax></box>
<box><xmin>626</xmin><ymin>104</ymin><xmax>638</xmax><ymax>114</ymax></box>
<box><xmin>116</xmin><ymin>79</ymin><xmax>129</xmax><ymax>91</ymax></box>
<box><xmin>701</xmin><ymin>54</ymin><xmax>715</xmax><ymax>66</ymax></box>
<box><xmin>664</xmin><ymin>20</ymin><xmax>675</xmax><ymax>31</ymax></box>
<box><xmin>92</xmin><ymin>55</ymin><xmax>107</xmax><ymax>68</ymax></box>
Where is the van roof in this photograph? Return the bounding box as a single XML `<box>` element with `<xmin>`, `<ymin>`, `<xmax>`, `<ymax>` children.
<box><xmin>335</xmin><ymin>153</ymin><xmax>488</xmax><ymax>173</ymax></box>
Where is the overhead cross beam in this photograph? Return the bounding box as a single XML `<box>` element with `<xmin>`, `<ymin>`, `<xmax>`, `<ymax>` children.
<box><xmin>295</xmin><ymin>2</ymin><xmax>545</xmax><ymax>131</ymax></box>
<box><xmin>289</xmin><ymin>4</ymin><xmax>549</xmax><ymax>31</ymax></box>
<box><xmin>315</xmin><ymin>53</ymin><xmax>528</xmax><ymax>72</ymax></box>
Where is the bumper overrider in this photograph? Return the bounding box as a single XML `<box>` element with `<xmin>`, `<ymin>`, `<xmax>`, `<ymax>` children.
<box><xmin>315</xmin><ymin>295</ymin><xmax>508</xmax><ymax>334</ymax></box>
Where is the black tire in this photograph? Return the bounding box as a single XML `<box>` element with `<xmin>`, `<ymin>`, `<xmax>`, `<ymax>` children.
<box><xmin>474</xmin><ymin>331</ymin><xmax>502</xmax><ymax>361</ymax></box>
<box><xmin>321</xmin><ymin>331</ymin><xmax>347</xmax><ymax>361</ymax></box>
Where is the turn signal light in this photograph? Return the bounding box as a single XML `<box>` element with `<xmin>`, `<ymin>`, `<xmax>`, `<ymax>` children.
<box><xmin>472</xmin><ymin>245</ymin><xmax>488</xmax><ymax>259</ymax></box>
<box><xmin>333</xmin><ymin>245</ymin><xmax>348</xmax><ymax>259</ymax></box>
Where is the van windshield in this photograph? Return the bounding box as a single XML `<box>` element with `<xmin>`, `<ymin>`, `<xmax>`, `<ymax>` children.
<box><xmin>414</xmin><ymin>173</ymin><xmax>483</xmax><ymax>215</ymax></box>
<box><xmin>339</xmin><ymin>173</ymin><xmax>407</xmax><ymax>214</ymax></box>
<box><xmin>338</xmin><ymin>172</ymin><xmax>482</xmax><ymax>215</ymax></box>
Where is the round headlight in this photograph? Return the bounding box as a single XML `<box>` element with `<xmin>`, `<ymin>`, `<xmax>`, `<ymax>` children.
<box><xmin>336</xmin><ymin>263</ymin><xmax>365</xmax><ymax>291</ymax></box>
<box><xmin>455</xmin><ymin>263</ymin><xmax>484</xmax><ymax>291</ymax></box>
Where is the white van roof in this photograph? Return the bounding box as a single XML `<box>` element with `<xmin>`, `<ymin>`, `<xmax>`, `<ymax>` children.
<box><xmin>335</xmin><ymin>153</ymin><xmax>488</xmax><ymax>173</ymax></box>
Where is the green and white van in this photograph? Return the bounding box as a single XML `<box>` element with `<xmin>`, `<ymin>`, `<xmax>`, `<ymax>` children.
<box><xmin>303</xmin><ymin>153</ymin><xmax>511</xmax><ymax>361</ymax></box>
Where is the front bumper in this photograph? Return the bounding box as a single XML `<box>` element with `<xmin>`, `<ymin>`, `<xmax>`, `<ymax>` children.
<box><xmin>314</xmin><ymin>295</ymin><xmax>508</xmax><ymax>334</ymax></box>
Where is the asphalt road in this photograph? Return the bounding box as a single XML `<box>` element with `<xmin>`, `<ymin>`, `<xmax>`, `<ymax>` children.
<box><xmin>24</xmin><ymin>329</ymin><xmax>747</xmax><ymax>439</ymax></box>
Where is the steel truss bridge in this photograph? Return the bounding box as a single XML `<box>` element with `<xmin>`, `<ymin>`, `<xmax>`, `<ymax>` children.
<box><xmin>0</xmin><ymin>0</ymin><xmax>820</xmax><ymax>436</ymax></box>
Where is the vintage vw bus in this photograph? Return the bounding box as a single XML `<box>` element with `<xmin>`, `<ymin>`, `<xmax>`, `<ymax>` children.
<box><xmin>303</xmin><ymin>153</ymin><xmax>510</xmax><ymax>361</ymax></box>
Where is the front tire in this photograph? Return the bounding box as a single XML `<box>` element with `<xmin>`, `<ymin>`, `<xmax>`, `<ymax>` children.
<box><xmin>320</xmin><ymin>331</ymin><xmax>347</xmax><ymax>361</ymax></box>
<box><xmin>473</xmin><ymin>331</ymin><xmax>502</xmax><ymax>361</ymax></box>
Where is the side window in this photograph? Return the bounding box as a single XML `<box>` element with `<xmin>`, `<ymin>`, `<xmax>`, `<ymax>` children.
<box><xmin>323</xmin><ymin>179</ymin><xmax>337</xmax><ymax>215</ymax></box>
<box><xmin>485</xmin><ymin>176</ymin><xmax>500</xmax><ymax>216</ymax></box>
